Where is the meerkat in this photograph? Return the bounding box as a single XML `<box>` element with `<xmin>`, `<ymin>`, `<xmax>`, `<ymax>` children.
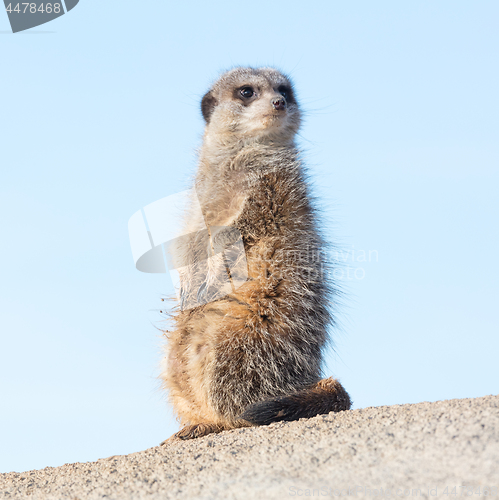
<box><xmin>160</xmin><ymin>67</ymin><xmax>351</xmax><ymax>441</ymax></box>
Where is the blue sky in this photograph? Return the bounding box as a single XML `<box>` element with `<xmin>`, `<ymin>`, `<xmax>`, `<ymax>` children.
<box><xmin>1</xmin><ymin>0</ymin><xmax>498</xmax><ymax>473</ymax></box>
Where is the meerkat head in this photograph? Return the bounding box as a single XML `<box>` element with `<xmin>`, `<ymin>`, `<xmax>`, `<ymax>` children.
<box><xmin>201</xmin><ymin>67</ymin><xmax>301</xmax><ymax>146</ymax></box>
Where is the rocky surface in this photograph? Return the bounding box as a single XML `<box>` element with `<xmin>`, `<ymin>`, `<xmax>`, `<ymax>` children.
<box><xmin>1</xmin><ymin>395</ymin><xmax>498</xmax><ymax>499</ymax></box>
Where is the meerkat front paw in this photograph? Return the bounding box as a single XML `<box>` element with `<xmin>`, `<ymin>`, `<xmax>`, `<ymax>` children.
<box><xmin>160</xmin><ymin>423</ymin><xmax>225</xmax><ymax>444</ymax></box>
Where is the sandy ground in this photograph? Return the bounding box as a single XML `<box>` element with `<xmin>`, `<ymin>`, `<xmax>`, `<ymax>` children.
<box><xmin>1</xmin><ymin>395</ymin><xmax>498</xmax><ymax>499</ymax></box>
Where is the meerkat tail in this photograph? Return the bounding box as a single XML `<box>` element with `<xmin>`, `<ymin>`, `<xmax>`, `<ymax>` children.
<box><xmin>239</xmin><ymin>377</ymin><xmax>351</xmax><ymax>426</ymax></box>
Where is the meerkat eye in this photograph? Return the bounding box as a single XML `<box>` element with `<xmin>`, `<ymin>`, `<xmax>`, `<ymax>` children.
<box><xmin>239</xmin><ymin>87</ymin><xmax>255</xmax><ymax>99</ymax></box>
<box><xmin>278</xmin><ymin>86</ymin><xmax>290</xmax><ymax>100</ymax></box>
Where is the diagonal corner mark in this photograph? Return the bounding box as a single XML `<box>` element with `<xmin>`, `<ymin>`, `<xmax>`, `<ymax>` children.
<box><xmin>62</xmin><ymin>0</ymin><xmax>79</xmax><ymax>12</ymax></box>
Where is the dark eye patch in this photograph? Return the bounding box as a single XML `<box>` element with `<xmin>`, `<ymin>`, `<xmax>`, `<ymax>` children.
<box><xmin>278</xmin><ymin>85</ymin><xmax>294</xmax><ymax>103</ymax></box>
<box><xmin>234</xmin><ymin>85</ymin><xmax>257</xmax><ymax>105</ymax></box>
<box><xmin>240</xmin><ymin>87</ymin><xmax>255</xmax><ymax>98</ymax></box>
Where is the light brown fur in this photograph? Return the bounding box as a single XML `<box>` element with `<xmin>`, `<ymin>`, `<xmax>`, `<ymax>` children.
<box><xmin>160</xmin><ymin>67</ymin><xmax>351</xmax><ymax>441</ymax></box>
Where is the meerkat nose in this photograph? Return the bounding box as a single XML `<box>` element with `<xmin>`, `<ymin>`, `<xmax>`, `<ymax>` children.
<box><xmin>272</xmin><ymin>97</ymin><xmax>286</xmax><ymax>110</ymax></box>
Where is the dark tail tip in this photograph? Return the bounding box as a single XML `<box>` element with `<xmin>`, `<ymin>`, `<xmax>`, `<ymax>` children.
<box><xmin>240</xmin><ymin>377</ymin><xmax>351</xmax><ymax>426</ymax></box>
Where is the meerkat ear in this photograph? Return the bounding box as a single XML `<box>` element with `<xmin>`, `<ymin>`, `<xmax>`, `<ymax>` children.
<box><xmin>201</xmin><ymin>90</ymin><xmax>218</xmax><ymax>123</ymax></box>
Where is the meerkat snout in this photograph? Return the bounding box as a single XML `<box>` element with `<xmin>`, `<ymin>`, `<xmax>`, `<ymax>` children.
<box><xmin>272</xmin><ymin>97</ymin><xmax>286</xmax><ymax>110</ymax></box>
